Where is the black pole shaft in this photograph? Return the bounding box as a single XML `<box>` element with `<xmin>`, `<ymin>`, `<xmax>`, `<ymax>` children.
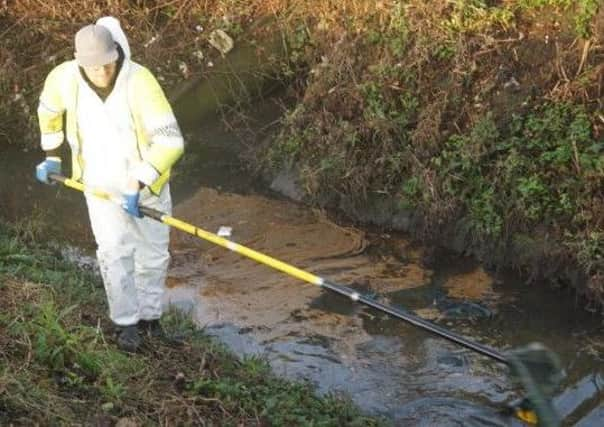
<box><xmin>322</xmin><ymin>280</ymin><xmax>508</xmax><ymax>364</ymax></box>
<box><xmin>144</xmin><ymin>205</ymin><xmax>508</xmax><ymax>364</ymax></box>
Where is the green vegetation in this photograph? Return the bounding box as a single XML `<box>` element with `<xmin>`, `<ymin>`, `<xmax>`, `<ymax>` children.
<box><xmin>259</xmin><ymin>1</ymin><xmax>602</xmax><ymax>305</ymax></box>
<box><xmin>444</xmin><ymin>0</ymin><xmax>515</xmax><ymax>33</ymax></box>
<box><xmin>517</xmin><ymin>0</ymin><xmax>601</xmax><ymax>37</ymax></box>
<box><xmin>424</xmin><ymin>0</ymin><xmax>601</xmax><ymax>38</ymax></box>
<box><xmin>433</xmin><ymin>104</ymin><xmax>602</xmax><ymax>249</ymax></box>
<box><xmin>0</xmin><ymin>223</ymin><xmax>384</xmax><ymax>425</ymax></box>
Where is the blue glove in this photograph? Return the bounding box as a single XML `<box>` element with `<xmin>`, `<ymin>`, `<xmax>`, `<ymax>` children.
<box><xmin>122</xmin><ymin>192</ymin><xmax>143</xmax><ymax>218</ymax></box>
<box><xmin>35</xmin><ymin>157</ymin><xmax>61</xmax><ymax>184</ymax></box>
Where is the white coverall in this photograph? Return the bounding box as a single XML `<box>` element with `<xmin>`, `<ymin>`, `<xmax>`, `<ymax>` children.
<box><xmin>38</xmin><ymin>17</ymin><xmax>184</xmax><ymax>326</ymax></box>
<box><xmin>88</xmin><ymin>18</ymin><xmax>175</xmax><ymax>326</ymax></box>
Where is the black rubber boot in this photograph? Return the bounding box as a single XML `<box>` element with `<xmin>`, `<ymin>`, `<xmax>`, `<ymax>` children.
<box><xmin>140</xmin><ymin>319</ymin><xmax>186</xmax><ymax>346</ymax></box>
<box><xmin>117</xmin><ymin>324</ymin><xmax>141</xmax><ymax>352</ymax></box>
<box><xmin>139</xmin><ymin>319</ymin><xmax>163</xmax><ymax>339</ymax></box>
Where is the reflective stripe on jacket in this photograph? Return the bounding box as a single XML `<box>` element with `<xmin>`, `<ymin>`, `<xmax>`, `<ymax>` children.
<box><xmin>37</xmin><ymin>60</ymin><xmax>184</xmax><ymax>195</ymax></box>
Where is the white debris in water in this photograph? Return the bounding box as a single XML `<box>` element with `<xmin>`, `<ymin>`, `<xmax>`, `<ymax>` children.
<box><xmin>208</xmin><ymin>29</ymin><xmax>234</xmax><ymax>56</ymax></box>
<box><xmin>217</xmin><ymin>226</ymin><xmax>232</xmax><ymax>237</ymax></box>
<box><xmin>144</xmin><ymin>35</ymin><xmax>158</xmax><ymax>48</ymax></box>
<box><xmin>193</xmin><ymin>50</ymin><xmax>204</xmax><ymax>61</ymax></box>
<box><xmin>178</xmin><ymin>61</ymin><xmax>190</xmax><ymax>78</ymax></box>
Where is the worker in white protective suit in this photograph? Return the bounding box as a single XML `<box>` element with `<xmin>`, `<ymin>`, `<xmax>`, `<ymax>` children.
<box><xmin>35</xmin><ymin>17</ymin><xmax>184</xmax><ymax>352</ymax></box>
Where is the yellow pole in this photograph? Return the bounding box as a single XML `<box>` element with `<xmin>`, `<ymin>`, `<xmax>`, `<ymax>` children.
<box><xmin>160</xmin><ymin>215</ymin><xmax>324</xmax><ymax>286</ymax></box>
<box><xmin>49</xmin><ymin>173</ymin><xmax>323</xmax><ymax>287</ymax></box>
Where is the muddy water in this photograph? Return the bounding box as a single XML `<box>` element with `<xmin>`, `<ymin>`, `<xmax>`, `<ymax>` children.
<box><xmin>167</xmin><ymin>190</ymin><xmax>603</xmax><ymax>425</ymax></box>
<box><xmin>1</xmin><ymin>98</ymin><xmax>602</xmax><ymax>426</ymax></box>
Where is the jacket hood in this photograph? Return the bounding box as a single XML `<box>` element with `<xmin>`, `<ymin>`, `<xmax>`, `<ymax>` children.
<box><xmin>96</xmin><ymin>16</ymin><xmax>131</xmax><ymax>59</ymax></box>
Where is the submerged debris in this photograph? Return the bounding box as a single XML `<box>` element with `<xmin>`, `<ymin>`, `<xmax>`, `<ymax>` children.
<box><xmin>209</xmin><ymin>29</ymin><xmax>234</xmax><ymax>56</ymax></box>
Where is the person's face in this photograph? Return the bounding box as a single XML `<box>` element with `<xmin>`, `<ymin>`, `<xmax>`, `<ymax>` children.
<box><xmin>82</xmin><ymin>61</ymin><xmax>117</xmax><ymax>88</ymax></box>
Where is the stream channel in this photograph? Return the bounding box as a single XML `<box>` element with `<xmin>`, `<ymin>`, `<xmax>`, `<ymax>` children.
<box><xmin>1</xmin><ymin>93</ymin><xmax>603</xmax><ymax>426</ymax></box>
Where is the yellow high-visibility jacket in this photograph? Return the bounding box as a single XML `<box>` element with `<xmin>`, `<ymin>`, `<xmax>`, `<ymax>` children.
<box><xmin>37</xmin><ymin>60</ymin><xmax>184</xmax><ymax>195</ymax></box>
